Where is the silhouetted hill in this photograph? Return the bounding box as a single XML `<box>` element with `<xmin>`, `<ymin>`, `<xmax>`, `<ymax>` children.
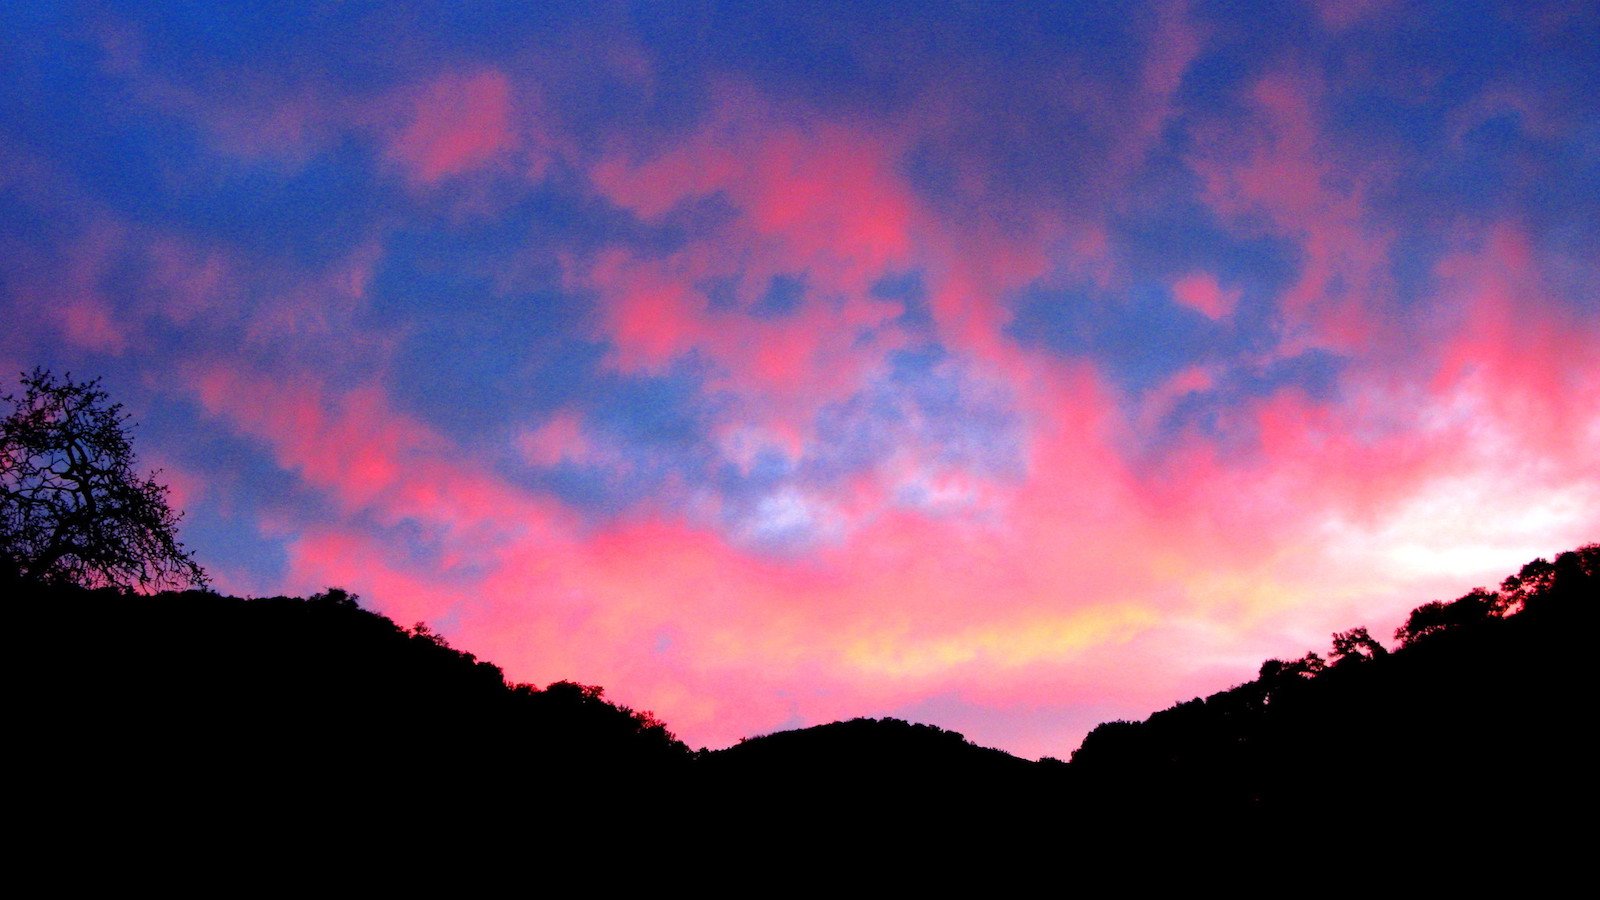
<box><xmin>11</xmin><ymin>576</ymin><xmax>689</xmax><ymax>835</ymax></box>
<box><xmin>1070</xmin><ymin>543</ymin><xmax>1598</xmax><ymax>832</ymax></box>
<box><xmin>692</xmin><ymin>717</ymin><xmax>1071</xmax><ymax>857</ymax></box>
<box><xmin>703</xmin><ymin>715</ymin><xmax>1040</xmax><ymax>791</ymax></box>
<box><xmin>10</xmin><ymin>544</ymin><xmax>1596</xmax><ymax>865</ymax></box>
<box><xmin>714</xmin><ymin>713</ymin><xmax>1027</xmax><ymax>766</ymax></box>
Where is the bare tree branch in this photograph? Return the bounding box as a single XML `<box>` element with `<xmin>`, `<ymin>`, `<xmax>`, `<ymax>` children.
<box><xmin>1</xmin><ymin>368</ymin><xmax>207</xmax><ymax>591</ymax></box>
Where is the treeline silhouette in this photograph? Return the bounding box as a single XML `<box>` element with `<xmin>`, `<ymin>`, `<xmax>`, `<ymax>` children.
<box><xmin>11</xmin><ymin>544</ymin><xmax>1596</xmax><ymax>858</ymax></box>
<box><xmin>1070</xmin><ymin>543</ymin><xmax>1598</xmax><ymax>833</ymax></box>
<box><xmin>11</xmin><ymin>570</ymin><xmax>691</xmax><ymax>838</ymax></box>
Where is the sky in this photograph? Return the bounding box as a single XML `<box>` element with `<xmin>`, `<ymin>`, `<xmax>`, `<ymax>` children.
<box><xmin>3</xmin><ymin>0</ymin><xmax>1597</xmax><ymax>758</ymax></box>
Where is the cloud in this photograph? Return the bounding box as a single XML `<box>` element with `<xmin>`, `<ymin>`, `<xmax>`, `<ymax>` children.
<box><xmin>1190</xmin><ymin>71</ymin><xmax>1393</xmax><ymax>352</ymax></box>
<box><xmin>388</xmin><ymin>70</ymin><xmax>516</xmax><ymax>184</ymax></box>
<box><xmin>1171</xmin><ymin>272</ymin><xmax>1241</xmax><ymax>319</ymax></box>
<box><xmin>517</xmin><ymin>411</ymin><xmax>591</xmax><ymax>468</ymax></box>
<box><xmin>59</xmin><ymin>301</ymin><xmax>127</xmax><ymax>354</ymax></box>
<box><xmin>4</xmin><ymin>2</ymin><xmax>1598</xmax><ymax>759</ymax></box>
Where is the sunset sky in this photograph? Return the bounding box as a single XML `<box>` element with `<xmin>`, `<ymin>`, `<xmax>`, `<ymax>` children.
<box><xmin>3</xmin><ymin>1</ymin><xmax>1597</xmax><ymax>758</ymax></box>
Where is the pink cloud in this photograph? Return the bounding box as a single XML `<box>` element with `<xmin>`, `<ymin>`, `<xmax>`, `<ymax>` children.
<box><xmin>518</xmin><ymin>411</ymin><xmax>591</xmax><ymax>467</ymax></box>
<box><xmin>187</xmin><ymin>366</ymin><xmax>565</xmax><ymax>539</ymax></box>
<box><xmin>1428</xmin><ymin>225</ymin><xmax>1600</xmax><ymax>454</ymax></box>
<box><xmin>1172</xmin><ymin>271</ymin><xmax>1241</xmax><ymax>319</ymax></box>
<box><xmin>389</xmin><ymin>70</ymin><xmax>515</xmax><ymax>184</ymax></box>
<box><xmin>91</xmin><ymin>69</ymin><xmax>1596</xmax><ymax>763</ymax></box>
<box><xmin>1140</xmin><ymin>3</ymin><xmax>1200</xmax><ymax>100</ymax></box>
<box><xmin>593</xmin><ymin>98</ymin><xmax>917</xmax><ymax>285</ymax></box>
<box><xmin>93</xmin><ymin>22</ymin><xmax>352</xmax><ymax>169</ymax></box>
<box><xmin>142</xmin><ymin>237</ymin><xmax>233</xmax><ymax>325</ymax></box>
<box><xmin>1314</xmin><ymin>0</ymin><xmax>1392</xmax><ymax>30</ymax></box>
<box><xmin>1192</xmin><ymin>71</ymin><xmax>1392</xmax><ymax>352</ymax></box>
<box><xmin>59</xmin><ymin>301</ymin><xmax>127</xmax><ymax>354</ymax></box>
<box><xmin>91</xmin><ymin>21</ymin><xmax>578</xmax><ymax>195</ymax></box>
<box><xmin>184</xmin><ymin>357</ymin><xmax>1200</xmax><ymax>752</ymax></box>
<box><xmin>579</xmin><ymin>102</ymin><xmax>940</xmax><ymax>448</ymax></box>
<box><xmin>190</xmin><ymin>301</ymin><xmax>1599</xmax><ymax>758</ymax></box>
<box><xmin>583</xmin><ymin>88</ymin><xmax>1092</xmax><ymax>440</ymax></box>
<box><xmin>924</xmin><ymin>224</ymin><xmax>1058</xmax><ymax>365</ymax></box>
<box><xmin>17</xmin><ymin>217</ymin><xmax>136</xmax><ymax>354</ymax></box>
<box><xmin>590</xmin><ymin>249</ymin><xmax>708</xmax><ymax>374</ymax></box>
<box><xmin>588</xmin><ymin>92</ymin><xmax>1088</xmax><ymax>470</ymax></box>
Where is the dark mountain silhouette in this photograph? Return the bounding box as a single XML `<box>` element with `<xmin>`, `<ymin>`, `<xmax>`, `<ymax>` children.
<box><xmin>708</xmin><ymin>715</ymin><xmax>1032</xmax><ymax>780</ymax></box>
<box><xmin>700</xmin><ymin>716</ymin><xmax>1047</xmax><ymax>806</ymax></box>
<box><xmin>10</xmin><ymin>543</ymin><xmax>1596</xmax><ymax>865</ymax></box>
<box><xmin>11</xmin><ymin>571</ymin><xmax>690</xmax><ymax>841</ymax></box>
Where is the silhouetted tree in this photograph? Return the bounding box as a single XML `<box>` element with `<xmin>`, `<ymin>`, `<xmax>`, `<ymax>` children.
<box><xmin>1330</xmin><ymin>627</ymin><xmax>1387</xmax><ymax>665</ymax></box>
<box><xmin>1259</xmin><ymin>653</ymin><xmax>1321</xmax><ymax>681</ymax></box>
<box><xmin>1393</xmin><ymin>588</ymin><xmax>1498</xmax><ymax>647</ymax></box>
<box><xmin>0</xmin><ymin>368</ymin><xmax>206</xmax><ymax>591</ymax></box>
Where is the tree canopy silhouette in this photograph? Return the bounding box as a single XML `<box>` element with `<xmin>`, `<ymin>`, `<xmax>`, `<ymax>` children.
<box><xmin>1</xmin><ymin>368</ymin><xmax>206</xmax><ymax>590</ymax></box>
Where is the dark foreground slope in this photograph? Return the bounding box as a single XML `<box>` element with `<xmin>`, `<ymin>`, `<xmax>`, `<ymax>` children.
<box><xmin>9</xmin><ymin>545</ymin><xmax>1597</xmax><ymax>862</ymax></box>
<box><xmin>693</xmin><ymin>544</ymin><xmax>1598</xmax><ymax>854</ymax></box>
<box><xmin>699</xmin><ymin>716</ymin><xmax>1060</xmax><ymax>828</ymax></box>
<box><xmin>1071</xmin><ymin>544</ymin><xmax>1599</xmax><ymax>831</ymax></box>
<box><xmin>11</xmin><ymin>579</ymin><xmax>690</xmax><ymax>833</ymax></box>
